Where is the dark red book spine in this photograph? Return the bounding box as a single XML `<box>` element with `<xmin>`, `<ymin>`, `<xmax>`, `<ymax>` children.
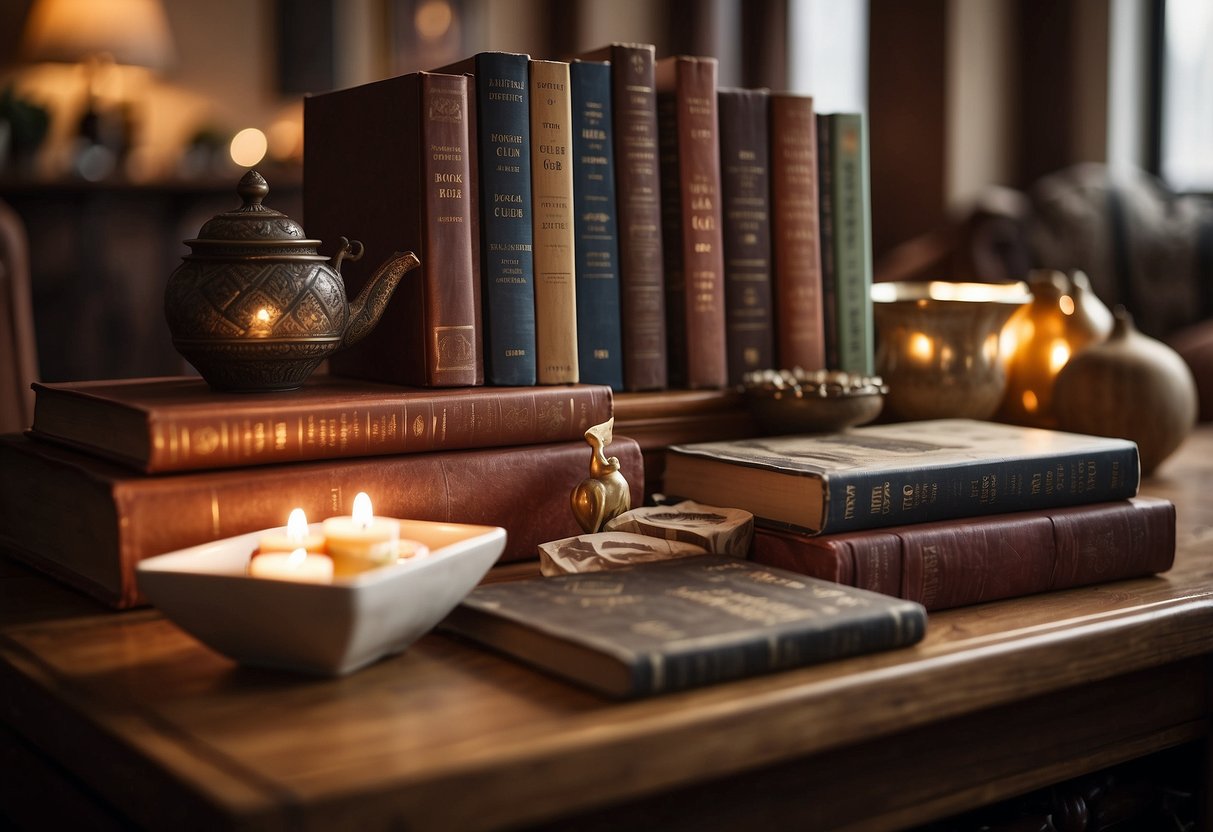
<box><xmin>656</xmin><ymin>56</ymin><xmax>727</xmax><ymax>389</ymax></box>
<box><xmin>770</xmin><ymin>93</ymin><xmax>825</xmax><ymax>372</ymax></box>
<box><xmin>0</xmin><ymin>435</ymin><xmax>644</xmax><ymax>609</ymax></box>
<box><xmin>751</xmin><ymin>498</ymin><xmax>1175</xmax><ymax>610</ymax></box>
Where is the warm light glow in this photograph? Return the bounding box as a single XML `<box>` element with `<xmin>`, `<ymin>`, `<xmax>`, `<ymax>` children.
<box><xmin>256</xmin><ymin>308</ymin><xmax>271</xmax><ymax>324</ymax></box>
<box><xmin>1059</xmin><ymin>294</ymin><xmax>1076</xmax><ymax>316</ymax></box>
<box><xmin>21</xmin><ymin>0</ymin><xmax>175</xmax><ymax>69</ymax></box>
<box><xmin>908</xmin><ymin>333</ymin><xmax>934</xmax><ymax>362</ymax></box>
<box><xmin>1049</xmin><ymin>340</ymin><xmax>1072</xmax><ymax>374</ymax></box>
<box><xmin>983</xmin><ymin>333</ymin><xmax>1001</xmax><ymax>362</ymax></box>
<box><xmin>1022</xmin><ymin>390</ymin><xmax>1039</xmax><ymax>412</ymax></box>
<box><xmin>352</xmin><ymin>492</ymin><xmax>374</xmax><ymax>529</ymax></box>
<box><xmin>286</xmin><ymin>547</ymin><xmax>308</xmax><ymax>568</ymax></box>
<box><xmin>230</xmin><ymin>127</ymin><xmax>267</xmax><ymax>167</ymax></box>
<box><xmin>415</xmin><ymin>0</ymin><xmax>454</xmax><ymax>40</ymax></box>
<box><xmin>268</xmin><ymin>116</ymin><xmax>302</xmax><ymax>162</ymax></box>
<box><xmin>286</xmin><ymin>508</ymin><xmax>309</xmax><ymax>541</ymax></box>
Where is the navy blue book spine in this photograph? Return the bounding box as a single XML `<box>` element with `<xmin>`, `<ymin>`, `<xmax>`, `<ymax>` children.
<box><xmin>820</xmin><ymin>444</ymin><xmax>1142</xmax><ymax>534</ymax></box>
<box><xmin>474</xmin><ymin>53</ymin><xmax>537</xmax><ymax>385</ymax></box>
<box><xmin>570</xmin><ymin>60</ymin><xmax>624</xmax><ymax>390</ymax></box>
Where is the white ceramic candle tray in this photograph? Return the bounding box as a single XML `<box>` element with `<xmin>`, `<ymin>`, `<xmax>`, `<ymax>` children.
<box><xmin>136</xmin><ymin>520</ymin><xmax>507</xmax><ymax>676</ymax></box>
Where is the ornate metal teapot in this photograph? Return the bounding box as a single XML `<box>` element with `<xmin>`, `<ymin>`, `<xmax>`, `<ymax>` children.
<box><xmin>164</xmin><ymin>170</ymin><xmax>419</xmax><ymax>391</ymax></box>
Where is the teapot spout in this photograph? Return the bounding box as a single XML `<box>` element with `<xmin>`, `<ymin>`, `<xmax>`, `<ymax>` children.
<box><xmin>342</xmin><ymin>251</ymin><xmax>421</xmax><ymax>349</ymax></box>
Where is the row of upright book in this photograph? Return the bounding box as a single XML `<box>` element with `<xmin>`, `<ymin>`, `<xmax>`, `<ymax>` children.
<box><xmin>303</xmin><ymin>44</ymin><xmax>872</xmax><ymax>394</ymax></box>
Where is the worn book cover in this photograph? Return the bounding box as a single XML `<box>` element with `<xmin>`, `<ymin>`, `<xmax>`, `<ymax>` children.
<box><xmin>304</xmin><ymin>71</ymin><xmax>481</xmax><ymax>387</ymax></box>
<box><xmin>0</xmin><ymin>434</ymin><xmax>644</xmax><ymax>608</ymax></box>
<box><xmin>752</xmin><ymin>497</ymin><xmax>1175</xmax><ymax>610</ymax></box>
<box><xmin>717</xmin><ymin>87</ymin><xmax>775</xmax><ymax>384</ymax></box>
<box><xmin>664</xmin><ymin>419</ymin><xmax>1140</xmax><ymax>534</ymax></box>
<box><xmin>29</xmin><ymin>376</ymin><xmax>613</xmax><ymax>473</ymax></box>
<box><xmin>441</xmin><ymin>553</ymin><xmax>926</xmax><ymax>697</ymax></box>
<box><xmin>578</xmin><ymin>43</ymin><xmax>667</xmax><ymax>391</ymax></box>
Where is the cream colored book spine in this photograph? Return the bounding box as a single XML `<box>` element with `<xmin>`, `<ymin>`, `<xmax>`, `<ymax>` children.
<box><xmin>529</xmin><ymin>59</ymin><xmax>579</xmax><ymax>384</ymax></box>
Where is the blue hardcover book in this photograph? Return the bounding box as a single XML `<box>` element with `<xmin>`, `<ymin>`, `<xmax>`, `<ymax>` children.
<box><xmin>569</xmin><ymin>60</ymin><xmax>624</xmax><ymax>390</ymax></box>
<box><xmin>439</xmin><ymin>52</ymin><xmax>537</xmax><ymax>385</ymax></box>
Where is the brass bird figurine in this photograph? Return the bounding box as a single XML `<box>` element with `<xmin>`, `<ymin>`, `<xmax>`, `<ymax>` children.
<box><xmin>571</xmin><ymin>418</ymin><xmax>631</xmax><ymax>534</ymax></box>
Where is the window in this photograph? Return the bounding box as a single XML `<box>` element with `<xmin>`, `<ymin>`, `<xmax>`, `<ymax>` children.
<box><xmin>1158</xmin><ymin>0</ymin><xmax>1213</xmax><ymax>191</ymax></box>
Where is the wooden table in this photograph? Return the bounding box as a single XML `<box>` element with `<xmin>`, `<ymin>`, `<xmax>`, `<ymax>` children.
<box><xmin>3</xmin><ymin>427</ymin><xmax>1213</xmax><ymax>831</ymax></box>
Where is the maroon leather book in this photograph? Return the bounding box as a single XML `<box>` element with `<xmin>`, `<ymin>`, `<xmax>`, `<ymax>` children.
<box><xmin>655</xmin><ymin>55</ymin><xmax>728</xmax><ymax>390</ymax></box>
<box><xmin>770</xmin><ymin>93</ymin><xmax>826</xmax><ymax>372</ymax></box>
<box><xmin>0</xmin><ymin>434</ymin><xmax>644</xmax><ymax>609</ymax></box>
<box><xmin>304</xmin><ymin>71</ymin><xmax>482</xmax><ymax>387</ymax></box>
<box><xmin>751</xmin><ymin>498</ymin><xmax>1175</xmax><ymax>611</ymax></box>
<box><xmin>578</xmin><ymin>43</ymin><xmax>668</xmax><ymax>392</ymax></box>
<box><xmin>717</xmin><ymin>87</ymin><xmax>775</xmax><ymax>385</ymax></box>
<box><xmin>29</xmin><ymin>376</ymin><xmax>613</xmax><ymax>473</ymax></box>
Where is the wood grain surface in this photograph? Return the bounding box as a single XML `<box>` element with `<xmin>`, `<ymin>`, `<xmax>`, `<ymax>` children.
<box><xmin>3</xmin><ymin>426</ymin><xmax>1213</xmax><ymax>830</ymax></box>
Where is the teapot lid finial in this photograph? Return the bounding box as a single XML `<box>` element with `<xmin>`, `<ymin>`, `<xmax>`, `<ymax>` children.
<box><xmin>236</xmin><ymin>170</ymin><xmax>271</xmax><ymax>212</ymax></box>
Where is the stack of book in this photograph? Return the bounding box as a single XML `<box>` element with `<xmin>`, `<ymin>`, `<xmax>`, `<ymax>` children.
<box><xmin>661</xmin><ymin>419</ymin><xmax>1175</xmax><ymax>611</ymax></box>
<box><xmin>0</xmin><ymin>376</ymin><xmax>638</xmax><ymax>608</ymax></box>
<box><xmin>302</xmin><ymin>43</ymin><xmax>870</xmax><ymax>394</ymax></box>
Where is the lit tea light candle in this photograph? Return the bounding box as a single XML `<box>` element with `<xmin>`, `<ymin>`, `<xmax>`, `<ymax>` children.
<box><xmin>248</xmin><ymin>547</ymin><xmax>334</xmax><ymax>584</ymax></box>
<box><xmin>323</xmin><ymin>492</ymin><xmax>400</xmax><ymax>575</ymax></box>
<box><xmin>259</xmin><ymin>508</ymin><xmax>326</xmax><ymax>553</ymax></box>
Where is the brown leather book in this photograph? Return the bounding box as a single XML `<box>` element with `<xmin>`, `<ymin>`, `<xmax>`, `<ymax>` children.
<box><xmin>655</xmin><ymin>55</ymin><xmax>728</xmax><ymax>390</ymax></box>
<box><xmin>770</xmin><ymin>93</ymin><xmax>826</xmax><ymax>372</ymax></box>
<box><xmin>717</xmin><ymin>87</ymin><xmax>775</xmax><ymax>384</ymax></box>
<box><xmin>0</xmin><ymin>433</ymin><xmax>644</xmax><ymax>609</ymax></box>
<box><xmin>528</xmin><ymin>59</ymin><xmax>579</xmax><ymax>384</ymax></box>
<box><xmin>304</xmin><ymin>71</ymin><xmax>481</xmax><ymax>387</ymax></box>
<box><xmin>751</xmin><ymin>498</ymin><xmax>1175</xmax><ymax>611</ymax></box>
<box><xmin>578</xmin><ymin>43</ymin><xmax>668</xmax><ymax>392</ymax></box>
<box><xmin>29</xmin><ymin>376</ymin><xmax>613</xmax><ymax>473</ymax></box>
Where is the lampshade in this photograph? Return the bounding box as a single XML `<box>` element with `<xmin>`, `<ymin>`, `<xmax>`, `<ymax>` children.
<box><xmin>21</xmin><ymin>0</ymin><xmax>175</xmax><ymax>70</ymax></box>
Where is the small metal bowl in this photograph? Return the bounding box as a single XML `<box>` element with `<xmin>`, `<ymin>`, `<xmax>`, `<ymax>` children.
<box><xmin>743</xmin><ymin>369</ymin><xmax>887</xmax><ymax>435</ymax></box>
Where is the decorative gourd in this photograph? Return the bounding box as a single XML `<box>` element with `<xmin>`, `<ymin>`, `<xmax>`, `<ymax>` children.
<box><xmin>1053</xmin><ymin>308</ymin><xmax>1197</xmax><ymax>475</ymax></box>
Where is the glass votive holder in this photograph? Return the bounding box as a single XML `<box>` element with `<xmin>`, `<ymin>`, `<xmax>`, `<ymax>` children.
<box><xmin>872</xmin><ymin>280</ymin><xmax>1030</xmax><ymax>421</ymax></box>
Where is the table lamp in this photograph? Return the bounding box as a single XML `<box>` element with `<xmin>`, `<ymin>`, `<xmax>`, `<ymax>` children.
<box><xmin>19</xmin><ymin>0</ymin><xmax>175</xmax><ymax>177</ymax></box>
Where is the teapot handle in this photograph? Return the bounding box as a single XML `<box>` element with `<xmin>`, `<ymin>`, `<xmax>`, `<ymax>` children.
<box><xmin>332</xmin><ymin>237</ymin><xmax>365</xmax><ymax>273</ymax></box>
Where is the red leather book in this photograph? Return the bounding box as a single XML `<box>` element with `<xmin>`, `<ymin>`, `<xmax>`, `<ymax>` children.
<box><xmin>29</xmin><ymin>376</ymin><xmax>613</xmax><ymax>473</ymax></box>
<box><xmin>717</xmin><ymin>87</ymin><xmax>775</xmax><ymax>385</ymax></box>
<box><xmin>751</xmin><ymin>498</ymin><xmax>1175</xmax><ymax>610</ymax></box>
<box><xmin>770</xmin><ymin>93</ymin><xmax>826</xmax><ymax>372</ymax></box>
<box><xmin>304</xmin><ymin>71</ymin><xmax>482</xmax><ymax>387</ymax></box>
<box><xmin>0</xmin><ymin>434</ymin><xmax>644</xmax><ymax>609</ymax></box>
<box><xmin>655</xmin><ymin>55</ymin><xmax>728</xmax><ymax>389</ymax></box>
<box><xmin>578</xmin><ymin>43</ymin><xmax>668</xmax><ymax>392</ymax></box>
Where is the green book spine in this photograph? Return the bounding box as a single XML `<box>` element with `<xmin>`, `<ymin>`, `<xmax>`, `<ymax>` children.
<box><xmin>829</xmin><ymin>113</ymin><xmax>874</xmax><ymax>376</ymax></box>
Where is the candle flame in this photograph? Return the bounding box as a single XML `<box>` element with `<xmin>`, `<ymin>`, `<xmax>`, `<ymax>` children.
<box><xmin>352</xmin><ymin>491</ymin><xmax>374</xmax><ymax>529</ymax></box>
<box><xmin>286</xmin><ymin>507</ymin><xmax>309</xmax><ymax>541</ymax></box>
<box><xmin>287</xmin><ymin>547</ymin><xmax>308</xmax><ymax>568</ymax></box>
<box><xmin>256</xmin><ymin>307</ymin><xmax>271</xmax><ymax>324</ymax></box>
